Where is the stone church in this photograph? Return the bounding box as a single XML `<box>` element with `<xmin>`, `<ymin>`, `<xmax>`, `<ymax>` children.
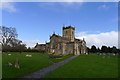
<box><xmin>34</xmin><ymin>26</ymin><xmax>87</xmax><ymax>55</ymax></box>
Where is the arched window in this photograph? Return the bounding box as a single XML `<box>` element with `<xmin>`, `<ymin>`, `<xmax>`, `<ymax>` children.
<box><xmin>66</xmin><ymin>31</ymin><xmax>67</xmax><ymax>34</ymax></box>
<box><xmin>72</xmin><ymin>31</ymin><xmax>74</xmax><ymax>35</ymax></box>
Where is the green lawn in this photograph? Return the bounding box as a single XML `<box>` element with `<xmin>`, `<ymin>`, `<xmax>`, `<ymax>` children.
<box><xmin>2</xmin><ymin>52</ymin><xmax>73</xmax><ymax>78</ymax></box>
<box><xmin>0</xmin><ymin>52</ymin><xmax>2</xmax><ymax>80</ymax></box>
<box><xmin>45</xmin><ymin>54</ymin><xmax>118</xmax><ymax>78</ymax></box>
<box><xmin>38</xmin><ymin>53</ymin><xmax>73</xmax><ymax>63</ymax></box>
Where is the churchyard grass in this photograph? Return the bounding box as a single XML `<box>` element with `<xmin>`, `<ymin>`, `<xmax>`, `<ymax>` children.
<box><xmin>2</xmin><ymin>52</ymin><xmax>73</xmax><ymax>78</ymax></box>
<box><xmin>45</xmin><ymin>54</ymin><xmax>118</xmax><ymax>78</ymax></box>
<box><xmin>0</xmin><ymin>53</ymin><xmax>2</xmax><ymax>79</ymax></box>
<box><xmin>48</xmin><ymin>54</ymin><xmax>73</xmax><ymax>63</ymax></box>
<box><xmin>31</xmin><ymin>53</ymin><xmax>73</xmax><ymax>63</ymax></box>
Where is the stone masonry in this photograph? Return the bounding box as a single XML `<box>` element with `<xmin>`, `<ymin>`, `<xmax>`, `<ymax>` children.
<box><xmin>34</xmin><ymin>26</ymin><xmax>88</xmax><ymax>55</ymax></box>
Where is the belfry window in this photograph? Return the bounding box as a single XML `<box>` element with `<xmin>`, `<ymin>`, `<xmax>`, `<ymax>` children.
<box><xmin>66</xmin><ymin>31</ymin><xmax>67</xmax><ymax>34</ymax></box>
<box><xmin>72</xmin><ymin>31</ymin><xmax>73</xmax><ymax>35</ymax></box>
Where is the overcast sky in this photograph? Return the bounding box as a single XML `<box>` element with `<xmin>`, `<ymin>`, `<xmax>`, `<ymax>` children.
<box><xmin>1</xmin><ymin>2</ymin><xmax>118</xmax><ymax>48</ymax></box>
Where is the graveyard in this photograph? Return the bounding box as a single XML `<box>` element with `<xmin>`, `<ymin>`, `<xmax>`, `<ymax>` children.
<box><xmin>45</xmin><ymin>54</ymin><xmax>118</xmax><ymax>78</ymax></box>
<box><xmin>2</xmin><ymin>52</ymin><xmax>119</xmax><ymax>78</ymax></box>
<box><xmin>1</xmin><ymin>2</ymin><xmax>119</xmax><ymax>79</ymax></box>
<box><xmin>2</xmin><ymin>52</ymin><xmax>73</xmax><ymax>78</ymax></box>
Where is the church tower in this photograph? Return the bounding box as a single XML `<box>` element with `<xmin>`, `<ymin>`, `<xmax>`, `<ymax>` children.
<box><xmin>62</xmin><ymin>26</ymin><xmax>75</xmax><ymax>42</ymax></box>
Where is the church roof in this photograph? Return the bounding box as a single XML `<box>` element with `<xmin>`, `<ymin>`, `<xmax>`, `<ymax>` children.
<box><xmin>50</xmin><ymin>33</ymin><xmax>70</xmax><ymax>41</ymax></box>
<box><xmin>75</xmin><ymin>38</ymin><xmax>82</xmax><ymax>42</ymax></box>
<box><xmin>34</xmin><ymin>44</ymin><xmax>46</xmax><ymax>48</ymax></box>
<box><xmin>50</xmin><ymin>33</ymin><xmax>62</xmax><ymax>39</ymax></box>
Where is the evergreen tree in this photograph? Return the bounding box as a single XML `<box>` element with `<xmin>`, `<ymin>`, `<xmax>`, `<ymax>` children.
<box><xmin>91</xmin><ymin>45</ymin><xmax>97</xmax><ymax>53</ymax></box>
<box><xmin>112</xmin><ymin>46</ymin><xmax>117</xmax><ymax>54</ymax></box>
<box><xmin>97</xmin><ymin>47</ymin><xmax>101</xmax><ymax>53</ymax></box>
<box><xmin>101</xmin><ymin>46</ymin><xmax>108</xmax><ymax>53</ymax></box>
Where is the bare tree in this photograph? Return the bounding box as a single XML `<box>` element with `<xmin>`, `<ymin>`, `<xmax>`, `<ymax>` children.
<box><xmin>2</xmin><ymin>26</ymin><xmax>18</xmax><ymax>46</ymax></box>
<box><xmin>1</xmin><ymin>26</ymin><xmax>26</xmax><ymax>52</ymax></box>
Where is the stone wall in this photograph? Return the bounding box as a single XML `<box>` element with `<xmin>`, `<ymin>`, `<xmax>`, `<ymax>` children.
<box><xmin>63</xmin><ymin>27</ymin><xmax>75</xmax><ymax>42</ymax></box>
<box><xmin>65</xmin><ymin>42</ymin><xmax>74</xmax><ymax>55</ymax></box>
<box><xmin>35</xmin><ymin>44</ymin><xmax>46</xmax><ymax>51</ymax></box>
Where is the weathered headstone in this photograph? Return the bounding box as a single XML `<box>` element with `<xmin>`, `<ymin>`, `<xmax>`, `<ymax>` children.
<box><xmin>14</xmin><ymin>58</ymin><xmax>20</xmax><ymax>69</ymax></box>
<box><xmin>113</xmin><ymin>54</ymin><xmax>115</xmax><ymax>56</ymax></box>
<box><xmin>8</xmin><ymin>54</ymin><xmax>11</xmax><ymax>56</ymax></box>
<box><xmin>25</xmin><ymin>54</ymin><xmax>32</xmax><ymax>57</ymax></box>
<box><xmin>5</xmin><ymin>61</ymin><xmax>12</xmax><ymax>66</ymax></box>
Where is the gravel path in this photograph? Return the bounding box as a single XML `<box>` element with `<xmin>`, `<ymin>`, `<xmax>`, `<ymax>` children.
<box><xmin>18</xmin><ymin>55</ymin><xmax>78</xmax><ymax>79</ymax></box>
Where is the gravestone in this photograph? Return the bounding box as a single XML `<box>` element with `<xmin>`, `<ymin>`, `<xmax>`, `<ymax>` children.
<box><xmin>8</xmin><ymin>54</ymin><xmax>11</xmax><ymax>56</ymax></box>
<box><xmin>25</xmin><ymin>54</ymin><xmax>32</xmax><ymax>57</ymax></box>
<box><xmin>5</xmin><ymin>61</ymin><xmax>12</xmax><ymax>66</ymax></box>
<box><xmin>113</xmin><ymin>54</ymin><xmax>115</xmax><ymax>56</ymax></box>
<box><xmin>14</xmin><ymin>58</ymin><xmax>20</xmax><ymax>69</ymax></box>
